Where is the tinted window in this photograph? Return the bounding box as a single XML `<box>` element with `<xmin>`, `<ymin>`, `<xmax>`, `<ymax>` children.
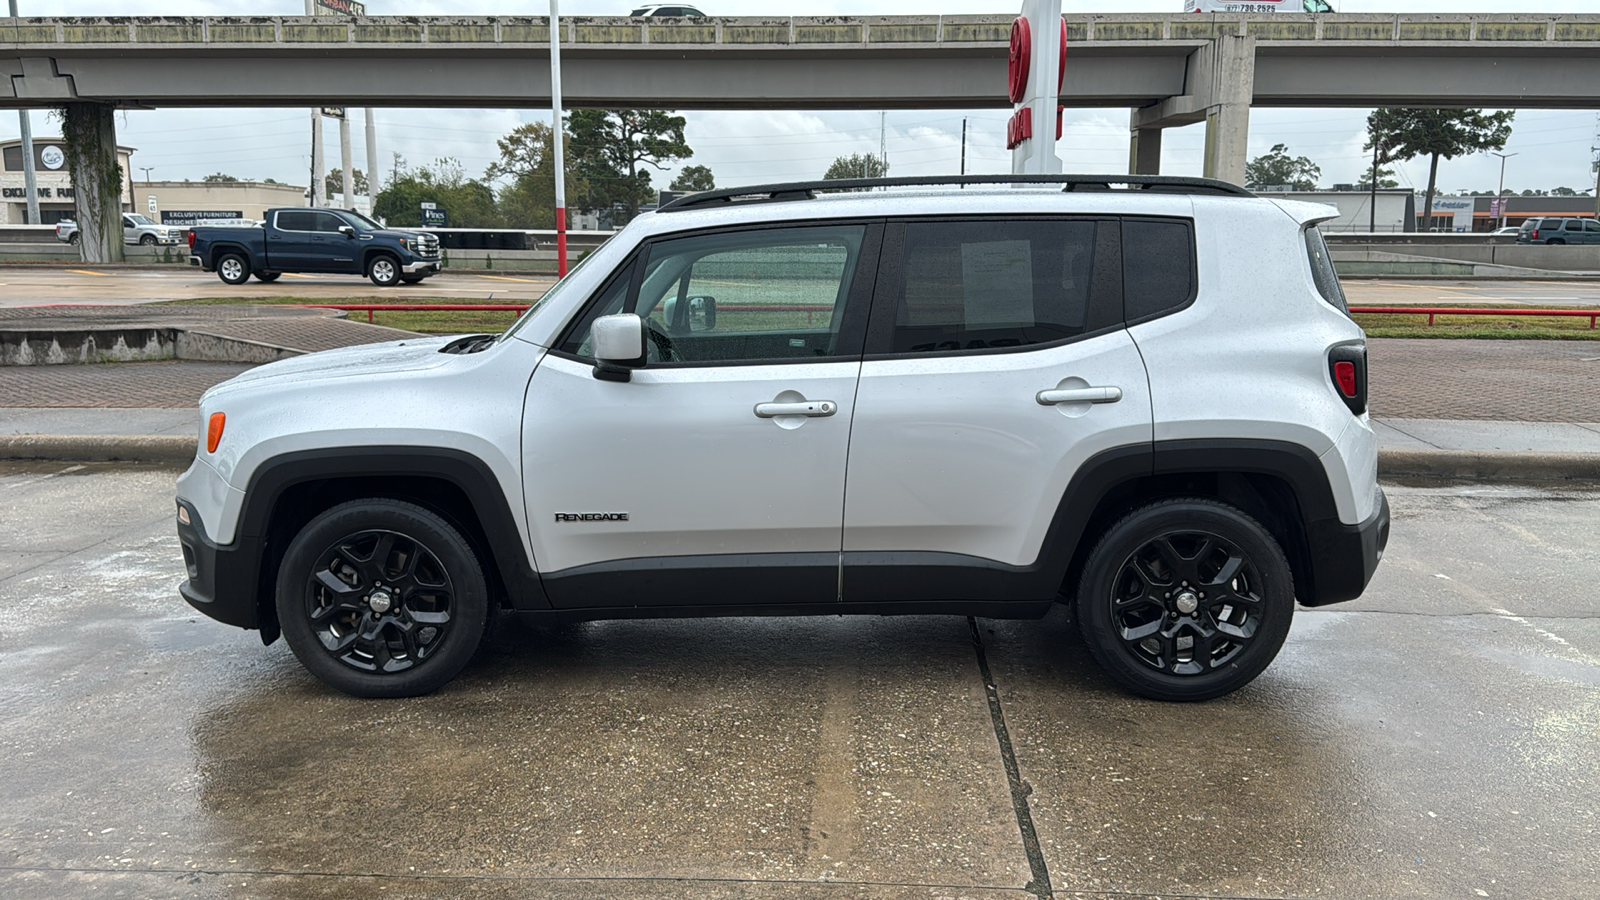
<box><xmin>880</xmin><ymin>220</ymin><xmax>1100</xmax><ymax>354</ymax></box>
<box><xmin>563</xmin><ymin>225</ymin><xmax>866</xmax><ymax>365</ymax></box>
<box><xmin>1122</xmin><ymin>219</ymin><xmax>1195</xmax><ymax>322</ymax></box>
<box><xmin>1304</xmin><ymin>226</ymin><xmax>1348</xmax><ymax>315</ymax></box>
<box><xmin>311</xmin><ymin>212</ymin><xmax>346</xmax><ymax>233</ymax></box>
<box><xmin>277</xmin><ymin>211</ymin><xmax>315</xmax><ymax>231</ymax></box>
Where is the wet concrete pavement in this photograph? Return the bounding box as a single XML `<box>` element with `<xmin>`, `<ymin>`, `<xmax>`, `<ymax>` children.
<box><xmin>0</xmin><ymin>463</ymin><xmax>1596</xmax><ymax>899</ymax></box>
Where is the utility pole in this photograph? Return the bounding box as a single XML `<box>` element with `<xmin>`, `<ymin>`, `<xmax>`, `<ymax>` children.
<box><xmin>8</xmin><ymin>0</ymin><xmax>40</xmax><ymax>226</ymax></box>
<box><xmin>960</xmin><ymin>117</ymin><xmax>967</xmax><ymax>177</ymax></box>
<box><xmin>550</xmin><ymin>0</ymin><xmax>568</xmax><ymax>276</ymax></box>
<box><xmin>1491</xmin><ymin>151</ymin><xmax>1516</xmax><ymax>230</ymax></box>
<box><xmin>305</xmin><ymin>0</ymin><xmax>323</xmax><ymax>208</ymax></box>
<box><xmin>365</xmin><ymin>108</ymin><xmax>378</xmax><ymax>214</ymax></box>
<box><xmin>1368</xmin><ymin>140</ymin><xmax>1380</xmax><ymax>233</ymax></box>
<box><xmin>880</xmin><ymin>111</ymin><xmax>888</xmax><ymax>175</ymax></box>
<box><xmin>1593</xmin><ymin>115</ymin><xmax>1600</xmax><ymax>218</ymax></box>
<box><xmin>339</xmin><ymin>113</ymin><xmax>354</xmax><ymax>209</ymax></box>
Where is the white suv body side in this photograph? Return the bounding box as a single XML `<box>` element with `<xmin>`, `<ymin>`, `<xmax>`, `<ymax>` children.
<box><xmin>175</xmin><ymin>179</ymin><xmax>1388</xmax><ymax>700</ymax></box>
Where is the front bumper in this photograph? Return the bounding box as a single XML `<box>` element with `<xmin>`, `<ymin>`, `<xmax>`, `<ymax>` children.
<box><xmin>176</xmin><ymin>500</ymin><xmax>262</xmax><ymax>631</ymax></box>
<box><xmin>402</xmin><ymin>258</ymin><xmax>440</xmax><ymax>274</ymax></box>
<box><xmin>1301</xmin><ymin>488</ymin><xmax>1391</xmax><ymax>607</ymax></box>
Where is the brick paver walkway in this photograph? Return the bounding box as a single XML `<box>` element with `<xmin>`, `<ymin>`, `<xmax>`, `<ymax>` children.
<box><xmin>1368</xmin><ymin>338</ymin><xmax>1600</xmax><ymax>421</ymax></box>
<box><xmin>0</xmin><ymin>360</ymin><xmax>252</xmax><ymax>408</ymax></box>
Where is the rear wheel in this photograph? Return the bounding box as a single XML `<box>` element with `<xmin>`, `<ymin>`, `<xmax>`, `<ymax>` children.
<box><xmin>254</xmin><ymin>272</ymin><xmax>281</xmax><ymax>283</ymax></box>
<box><xmin>276</xmin><ymin>499</ymin><xmax>490</xmax><ymax>698</ymax></box>
<box><xmin>1548</xmin><ymin>238</ymin><xmax>1567</xmax><ymax>245</ymax></box>
<box><xmin>216</xmin><ymin>253</ymin><xmax>250</xmax><ymax>285</ymax></box>
<box><xmin>1075</xmin><ymin>499</ymin><xmax>1294</xmax><ymax>702</ymax></box>
<box><xmin>367</xmin><ymin>254</ymin><xmax>401</xmax><ymax>287</ymax></box>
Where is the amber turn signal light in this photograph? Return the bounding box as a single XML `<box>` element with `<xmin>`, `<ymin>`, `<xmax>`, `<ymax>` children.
<box><xmin>207</xmin><ymin>412</ymin><xmax>226</xmax><ymax>453</ymax></box>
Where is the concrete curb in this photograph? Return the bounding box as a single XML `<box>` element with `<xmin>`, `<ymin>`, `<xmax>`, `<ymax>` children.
<box><xmin>3</xmin><ymin>437</ymin><xmax>1599</xmax><ymax>484</ymax></box>
<box><xmin>0</xmin><ymin>434</ymin><xmax>197</xmax><ymax>465</ymax></box>
<box><xmin>1378</xmin><ymin>448</ymin><xmax>1600</xmax><ymax>483</ymax></box>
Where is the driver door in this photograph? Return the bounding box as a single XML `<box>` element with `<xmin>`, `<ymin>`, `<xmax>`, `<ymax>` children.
<box><xmin>521</xmin><ymin>223</ymin><xmax>882</xmax><ymax>609</ymax></box>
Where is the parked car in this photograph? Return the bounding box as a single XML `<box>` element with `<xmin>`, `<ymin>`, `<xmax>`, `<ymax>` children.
<box><xmin>55</xmin><ymin>213</ymin><xmax>185</xmax><ymax>246</ymax></box>
<box><xmin>630</xmin><ymin>4</ymin><xmax>707</xmax><ymax>16</ymax></box>
<box><xmin>1518</xmin><ymin>217</ymin><xmax>1600</xmax><ymax>244</ymax></box>
<box><xmin>175</xmin><ymin>174</ymin><xmax>1388</xmax><ymax>702</ymax></box>
<box><xmin>1490</xmin><ymin>226</ymin><xmax>1521</xmax><ymax>236</ymax></box>
<box><xmin>188</xmin><ymin>207</ymin><xmax>441</xmax><ymax>286</ymax></box>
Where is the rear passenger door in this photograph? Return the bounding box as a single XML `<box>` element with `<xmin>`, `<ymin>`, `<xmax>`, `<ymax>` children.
<box><xmin>840</xmin><ymin>217</ymin><xmax>1158</xmax><ymax>603</ymax></box>
<box><xmin>268</xmin><ymin>210</ymin><xmax>322</xmax><ymax>271</ymax></box>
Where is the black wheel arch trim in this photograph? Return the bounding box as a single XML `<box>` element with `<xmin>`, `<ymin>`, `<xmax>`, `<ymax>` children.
<box><xmin>185</xmin><ymin>446</ymin><xmax>548</xmax><ymax>638</ymax></box>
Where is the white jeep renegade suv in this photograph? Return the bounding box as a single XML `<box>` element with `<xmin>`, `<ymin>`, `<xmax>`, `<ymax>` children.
<box><xmin>175</xmin><ymin>175</ymin><xmax>1389</xmax><ymax>702</ymax></box>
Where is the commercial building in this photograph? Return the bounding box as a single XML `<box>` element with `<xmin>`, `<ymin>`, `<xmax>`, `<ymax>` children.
<box><xmin>0</xmin><ymin>137</ymin><xmax>134</xmax><ymax>226</ymax></box>
<box><xmin>137</xmin><ymin>180</ymin><xmax>309</xmax><ymax>226</ymax></box>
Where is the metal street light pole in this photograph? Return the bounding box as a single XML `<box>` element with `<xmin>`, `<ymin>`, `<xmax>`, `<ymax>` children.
<box><xmin>8</xmin><ymin>0</ymin><xmax>41</xmax><ymax>225</ymax></box>
<box><xmin>1492</xmin><ymin>151</ymin><xmax>1516</xmax><ymax>230</ymax></box>
<box><xmin>550</xmin><ymin>0</ymin><xmax>567</xmax><ymax>276</ymax></box>
<box><xmin>140</xmin><ymin>166</ymin><xmax>154</xmax><ymax>182</ymax></box>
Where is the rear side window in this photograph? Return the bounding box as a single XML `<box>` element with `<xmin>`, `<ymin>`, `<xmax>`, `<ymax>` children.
<box><xmin>872</xmin><ymin>219</ymin><xmax>1111</xmax><ymax>355</ymax></box>
<box><xmin>1304</xmin><ymin>226</ymin><xmax>1348</xmax><ymax>315</ymax></box>
<box><xmin>277</xmin><ymin>211</ymin><xmax>314</xmax><ymax>231</ymax></box>
<box><xmin>1122</xmin><ymin>219</ymin><xmax>1196</xmax><ymax>323</ymax></box>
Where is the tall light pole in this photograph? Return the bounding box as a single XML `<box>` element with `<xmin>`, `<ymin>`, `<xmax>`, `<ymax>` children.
<box><xmin>550</xmin><ymin>0</ymin><xmax>567</xmax><ymax>276</ymax></box>
<box><xmin>1492</xmin><ymin>151</ymin><xmax>1516</xmax><ymax>230</ymax></box>
<box><xmin>8</xmin><ymin>0</ymin><xmax>40</xmax><ymax>226</ymax></box>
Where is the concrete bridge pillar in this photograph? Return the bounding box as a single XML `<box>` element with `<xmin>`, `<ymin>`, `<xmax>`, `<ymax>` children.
<box><xmin>60</xmin><ymin>101</ymin><xmax>125</xmax><ymax>264</ymax></box>
<box><xmin>1129</xmin><ymin>115</ymin><xmax>1163</xmax><ymax>175</ymax></box>
<box><xmin>1129</xmin><ymin>33</ymin><xmax>1256</xmax><ymax>186</ymax></box>
<box><xmin>1201</xmin><ymin>34</ymin><xmax>1255</xmax><ymax>186</ymax></box>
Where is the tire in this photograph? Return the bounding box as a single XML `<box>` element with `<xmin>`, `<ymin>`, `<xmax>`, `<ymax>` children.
<box><xmin>276</xmin><ymin>499</ymin><xmax>490</xmax><ymax>698</ymax></box>
<box><xmin>399</xmin><ymin>274</ymin><xmax>426</xmax><ymax>284</ymax></box>
<box><xmin>1074</xmin><ymin>498</ymin><xmax>1294</xmax><ymax>702</ymax></box>
<box><xmin>216</xmin><ymin>253</ymin><xmax>250</xmax><ymax>285</ymax></box>
<box><xmin>68</xmin><ymin>232</ymin><xmax>80</xmax><ymax>245</ymax></box>
<box><xmin>1548</xmin><ymin>238</ymin><xmax>1566</xmax><ymax>245</ymax></box>
<box><xmin>367</xmin><ymin>254</ymin><xmax>401</xmax><ymax>287</ymax></box>
<box><xmin>254</xmin><ymin>272</ymin><xmax>281</xmax><ymax>283</ymax></box>
<box><xmin>139</xmin><ymin>234</ymin><xmax>157</xmax><ymax>246</ymax></box>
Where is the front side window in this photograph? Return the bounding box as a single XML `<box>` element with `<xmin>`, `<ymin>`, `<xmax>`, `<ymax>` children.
<box><xmin>126</xmin><ymin>214</ymin><xmax>154</xmax><ymax>226</ymax></box>
<box><xmin>562</xmin><ymin>224</ymin><xmax>867</xmax><ymax>365</ymax></box>
<box><xmin>1304</xmin><ymin>226</ymin><xmax>1348</xmax><ymax>315</ymax></box>
<box><xmin>1585</xmin><ymin>220</ymin><xmax>1600</xmax><ymax>234</ymax></box>
<box><xmin>875</xmin><ymin>219</ymin><xmax>1105</xmax><ymax>355</ymax></box>
<box><xmin>311</xmin><ymin>212</ymin><xmax>347</xmax><ymax>233</ymax></box>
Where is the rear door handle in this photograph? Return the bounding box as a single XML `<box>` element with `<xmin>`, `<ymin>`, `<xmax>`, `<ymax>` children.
<box><xmin>754</xmin><ymin>400</ymin><xmax>837</xmax><ymax>418</ymax></box>
<box><xmin>1036</xmin><ymin>386</ymin><xmax>1122</xmax><ymax>406</ymax></box>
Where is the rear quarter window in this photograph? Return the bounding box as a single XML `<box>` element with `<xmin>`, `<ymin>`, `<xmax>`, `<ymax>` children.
<box><xmin>1304</xmin><ymin>226</ymin><xmax>1348</xmax><ymax>315</ymax></box>
<box><xmin>1122</xmin><ymin>218</ymin><xmax>1196</xmax><ymax>324</ymax></box>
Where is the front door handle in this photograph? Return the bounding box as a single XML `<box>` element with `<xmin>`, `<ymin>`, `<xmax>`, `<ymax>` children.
<box><xmin>754</xmin><ymin>400</ymin><xmax>837</xmax><ymax>418</ymax></box>
<box><xmin>1036</xmin><ymin>386</ymin><xmax>1122</xmax><ymax>406</ymax></box>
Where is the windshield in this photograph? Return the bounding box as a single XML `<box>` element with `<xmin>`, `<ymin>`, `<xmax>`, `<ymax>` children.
<box><xmin>127</xmin><ymin>214</ymin><xmax>154</xmax><ymax>226</ymax></box>
<box><xmin>498</xmin><ymin>249</ymin><xmax>605</xmax><ymax>344</ymax></box>
<box><xmin>334</xmin><ymin>210</ymin><xmax>386</xmax><ymax>232</ymax></box>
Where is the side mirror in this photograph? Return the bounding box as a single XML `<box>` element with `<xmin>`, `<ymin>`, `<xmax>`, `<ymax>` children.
<box><xmin>591</xmin><ymin>313</ymin><xmax>646</xmax><ymax>382</ymax></box>
<box><xmin>660</xmin><ymin>294</ymin><xmax>717</xmax><ymax>334</ymax></box>
<box><xmin>338</xmin><ymin>225</ymin><xmax>356</xmax><ymax>238</ymax></box>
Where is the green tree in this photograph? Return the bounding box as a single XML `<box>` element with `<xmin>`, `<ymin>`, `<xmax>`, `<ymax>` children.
<box><xmin>486</xmin><ymin>122</ymin><xmax>588</xmax><ymax>228</ymax></box>
<box><xmin>202</xmin><ymin>172</ymin><xmax>239</xmax><ymax>183</ymax></box>
<box><xmin>1552</xmin><ymin>186</ymin><xmax>1579</xmax><ymax>197</ymax></box>
<box><xmin>1244</xmin><ymin>144</ymin><xmax>1321</xmax><ymax>191</ymax></box>
<box><xmin>324</xmin><ymin>167</ymin><xmax>369</xmax><ymax>200</ymax></box>
<box><xmin>823</xmin><ymin>153</ymin><xmax>888</xmax><ymax>182</ymax></box>
<box><xmin>1356</xmin><ymin>166</ymin><xmax>1400</xmax><ymax>190</ymax></box>
<box><xmin>373</xmin><ymin>158</ymin><xmax>498</xmax><ymax>228</ymax></box>
<box><xmin>669</xmin><ymin>164</ymin><xmax>715</xmax><ymax>192</ymax></box>
<box><xmin>567</xmin><ymin>109</ymin><xmax>692</xmax><ymax>221</ymax></box>
<box><xmin>1367</xmin><ymin>108</ymin><xmax>1514</xmax><ymax>231</ymax></box>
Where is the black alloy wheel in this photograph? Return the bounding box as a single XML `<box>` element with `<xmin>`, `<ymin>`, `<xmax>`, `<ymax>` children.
<box><xmin>1075</xmin><ymin>499</ymin><xmax>1294</xmax><ymax>702</ymax></box>
<box><xmin>277</xmin><ymin>499</ymin><xmax>489</xmax><ymax>697</ymax></box>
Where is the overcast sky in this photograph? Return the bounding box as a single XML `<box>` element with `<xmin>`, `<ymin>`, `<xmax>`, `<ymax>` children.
<box><xmin>4</xmin><ymin>1</ymin><xmax>1598</xmax><ymax>199</ymax></box>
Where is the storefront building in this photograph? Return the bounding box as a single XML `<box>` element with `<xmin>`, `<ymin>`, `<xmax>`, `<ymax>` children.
<box><xmin>1</xmin><ymin>138</ymin><xmax>135</xmax><ymax>225</ymax></box>
<box><xmin>137</xmin><ymin>181</ymin><xmax>310</xmax><ymax>225</ymax></box>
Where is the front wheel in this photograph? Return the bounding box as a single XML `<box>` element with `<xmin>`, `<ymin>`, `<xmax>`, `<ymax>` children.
<box><xmin>276</xmin><ymin>499</ymin><xmax>490</xmax><ymax>698</ymax></box>
<box><xmin>399</xmin><ymin>274</ymin><xmax>426</xmax><ymax>284</ymax></box>
<box><xmin>139</xmin><ymin>233</ymin><xmax>158</xmax><ymax>246</ymax></box>
<box><xmin>216</xmin><ymin>253</ymin><xmax>250</xmax><ymax>285</ymax></box>
<box><xmin>1075</xmin><ymin>499</ymin><xmax>1295</xmax><ymax>702</ymax></box>
<box><xmin>367</xmin><ymin>254</ymin><xmax>401</xmax><ymax>287</ymax></box>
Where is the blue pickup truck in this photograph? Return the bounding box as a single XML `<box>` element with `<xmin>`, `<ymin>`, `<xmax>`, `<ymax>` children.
<box><xmin>187</xmin><ymin>208</ymin><xmax>441</xmax><ymax>286</ymax></box>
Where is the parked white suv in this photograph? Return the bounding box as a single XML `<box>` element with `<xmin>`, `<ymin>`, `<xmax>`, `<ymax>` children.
<box><xmin>175</xmin><ymin>175</ymin><xmax>1389</xmax><ymax>702</ymax></box>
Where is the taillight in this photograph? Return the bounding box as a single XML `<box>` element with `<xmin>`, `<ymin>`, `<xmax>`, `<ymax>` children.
<box><xmin>187</xmin><ymin>230</ymin><xmax>196</xmax><ymax>247</ymax></box>
<box><xmin>1532</xmin><ymin>229</ymin><xmax>1539</xmax><ymax>240</ymax></box>
<box><xmin>1328</xmin><ymin>347</ymin><xmax>1367</xmax><ymax>415</ymax></box>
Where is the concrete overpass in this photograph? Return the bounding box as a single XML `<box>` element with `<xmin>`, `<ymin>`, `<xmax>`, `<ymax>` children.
<box><xmin>5</xmin><ymin>12</ymin><xmax>1600</xmax><ymax>251</ymax></box>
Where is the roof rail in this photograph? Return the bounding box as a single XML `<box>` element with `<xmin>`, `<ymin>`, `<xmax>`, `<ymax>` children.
<box><xmin>656</xmin><ymin>174</ymin><xmax>1254</xmax><ymax>212</ymax></box>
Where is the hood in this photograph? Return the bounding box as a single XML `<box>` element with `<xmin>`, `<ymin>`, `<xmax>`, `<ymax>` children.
<box><xmin>202</xmin><ymin>335</ymin><xmax>458</xmax><ymax>399</ymax></box>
